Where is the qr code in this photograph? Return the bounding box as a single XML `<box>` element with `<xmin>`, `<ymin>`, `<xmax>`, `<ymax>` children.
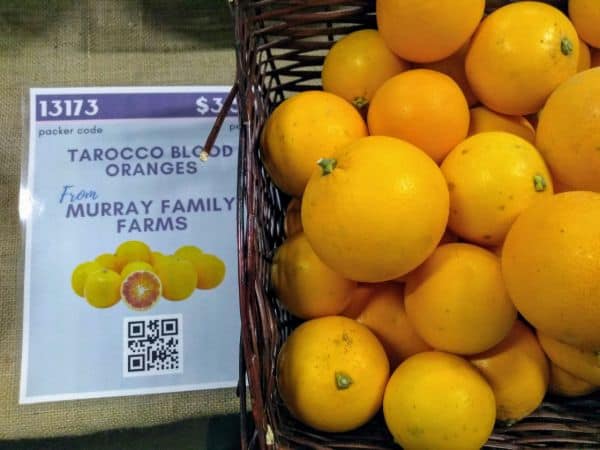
<box><xmin>123</xmin><ymin>314</ymin><xmax>183</xmax><ymax>377</ymax></box>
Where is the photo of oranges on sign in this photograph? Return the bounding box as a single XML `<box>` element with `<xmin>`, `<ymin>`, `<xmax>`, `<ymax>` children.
<box><xmin>71</xmin><ymin>240</ymin><xmax>226</xmax><ymax>311</ymax></box>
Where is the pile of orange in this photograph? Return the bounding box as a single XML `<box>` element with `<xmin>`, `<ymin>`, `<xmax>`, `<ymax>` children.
<box><xmin>261</xmin><ymin>1</ymin><xmax>600</xmax><ymax>449</ymax></box>
<box><xmin>71</xmin><ymin>241</ymin><xmax>225</xmax><ymax>311</ymax></box>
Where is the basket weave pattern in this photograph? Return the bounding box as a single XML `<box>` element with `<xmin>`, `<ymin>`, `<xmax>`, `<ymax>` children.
<box><xmin>230</xmin><ymin>1</ymin><xmax>600</xmax><ymax>448</ymax></box>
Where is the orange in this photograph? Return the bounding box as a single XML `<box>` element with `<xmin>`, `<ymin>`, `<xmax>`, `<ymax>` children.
<box><xmin>354</xmin><ymin>283</ymin><xmax>431</xmax><ymax>368</ymax></box>
<box><xmin>383</xmin><ymin>351</ymin><xmax>496</xmax><ymax>450</ymax></box>
<box><xmin>405</xmin><ymin>243</ymin><xmax>516</xmax><ymax>355</ymax></box>
<box><xmin>260</xmin><ymin>91</ymin><xmax>367</xmax><ymax>196</ymax></box>
<box><xmin>502</xmin><ymin>191</ymin><xmax>600</xmax><ymax>351</ymax></box>
<box><xmin>270</xmin><ymin>232</ymin><xmax>356</xmax><ymax>319</ymax></box>
<box><xmin>174</xmin><ymin>246</ymin><xmax>225</xmax><ymax>289</ymax></box>
<box><xmin>277</xmin><ymin>316</ymin><xmax>389</xmax><ymax>433</ymax></box>
<box><xmin>569</xmin><ymin>0</ymin><xmax>600</xmax><ymax>47</ymax></box>
<box><xmin>376</xmin><ymin>0</ymin><xmax>484</xmax><ymax>63</ymax></box>
<box><xmin>340</xmin><ymin>283</ymin><xmax>377</xmax><ymax>319</ymax></box>
<box><xmin>71</xmin><ymin>261</ymin><xmax>104</xmax><ymax>297</ymax></box>
<box><xmin>120</xmin><ymin>261</ymin><xmax>154</xmax><ymax>278</ymax></box>
<box><xmin>578</xmin><ymin>38</ymin><xmax>592</xmax><ymax>71</ymax></box>
<box><xmin>283</xmin><ymin>198</ymin><xmax>302</xmax><ymax>237</ymax></box>
<box><xmin>469</xmin><ymin>321</ymin><xmax>549</xmax><ymax>423</ymax></box>
<box><xmin>393</xmin><ymin>228</ymin><xmax>459</xmax><ymax>284</ymax></box>
<box><xmin>441</xmin><ymin>131</ymin><xmax>554</xmax><ymax>246</ymax></box>
<box><xmin>549</xmin><ymin>363</ymin><xmax>597</xmax><ymax>397</ymax></box>
<box><xmin>154</xmin><ymin>255</ymin><xmax>197</xmax><ymax>301</ymax></box>
<box><xmin>115</xmin><ymin>240</ymin><xmax>152</xmax><ymax>269</ymax></box>
<box><xmin>367</xmin><ymin>69</ymin><xmax>470</xmax><ymax>163</ymax></box>
<box><xmin>83</xmin><ymin>269</ymin><xmax>122</xmax><ymax>308</ymax></box>
<box><xmin>537</xmin><ymin>331</ymin><xmax>600</xmax><ymax>385</ymax></box>
<box><xmin>419</xmin><ymin>41</ymin><xmax>478</xmax><ymax>107</ymax></box>
<box><xmin>173</xmin><ymin>245</ymin><xmax>204</xmax><ymax>279</ymax></box>
<box><xmin>535</xmin><ymin>68</ymin><xmax>600</xmax><ymax>192</ymax></box>
<box><xmin>301</xmin><ymin>136</ymin><xmax>449</xmax><ymax>282</ymax></box>
<box><xmin>94</xmin><ymin>253</ymin><xmax>120</xmax><ymax>272</ymax></box>
<box><xmin>150</xmin><ymin>251</ymin><xmax>167</xmax><ymax>267</ymax></box>
<box><xmin>466</xmin><ymin>1</ymin><xmax>579</xmax><ymax>115</ymax></box>
<box><xmin>468</xmin><ymin>106</ymin><xmax>535</xmax><ymax>143</ymax></box>
<box><xmin>322</xmin><ymin>29</ymin><xmax>409</xmax><ymax>108</ymax></box>
<box><xmin>194</xmin><ymin>254</ymin><xmax>226</xmax><ymax>289</ymax></box>
<box><xmin>173</xmin><ymin>245</ymin><xmax>203</xmax><ymax>261</ymax></box>
<box><xmin>121</xmin><ymin>270</ymin><xmax>162</xmax><ymax>311</ymax></box>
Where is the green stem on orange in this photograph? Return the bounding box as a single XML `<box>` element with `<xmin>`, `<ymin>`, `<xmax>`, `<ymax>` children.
<box><xmin>335</xmin><ymin>372</ymin><xmax>354</xmax><ymax>391</ymax></box>
<box><xmin>318</xmin><ymin>158</ymin><xmax>337</xmax><ymax>176</ymax></box>
<box><xmin>503</xmin><ymin>419</ymin><xmax>518</xmax><ymax>427</ymax></box>
<box><xmin>335</xmin><ymin>371</ymin><xmax>353</xmax><ymax>390</ymax></box>
<box><xmin>561</xmin><ymin>37</ymin><xmax>574</xmax><ymax>56</ymax></box>
<box><xmin>352</xmin><ymin>96</ymin><xmax>369</xmax><ymax>109</ymax></box>
<box><xmin>533</xmin><ymin>174</ymin><xmax>547</xmax><ymax>192</ymax></box>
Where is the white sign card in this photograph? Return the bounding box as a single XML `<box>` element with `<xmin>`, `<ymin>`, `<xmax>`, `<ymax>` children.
<box><xmin>20</xmin><ymin>86</ymin><xmax>240</xmax><ymax>404</ymax></box>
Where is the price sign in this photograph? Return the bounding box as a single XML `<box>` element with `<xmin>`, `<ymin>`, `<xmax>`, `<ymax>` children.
<box><xmin>20</xmin><ymin>86</ymin><xmax>240</xmax><ymax>404</ymax></box>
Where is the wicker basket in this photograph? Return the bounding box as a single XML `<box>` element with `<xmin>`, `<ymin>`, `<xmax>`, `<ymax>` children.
<box><xmin>218</xmin><ymin>0</ymin><xmax>600</xmax><ymax>448</ymax></box>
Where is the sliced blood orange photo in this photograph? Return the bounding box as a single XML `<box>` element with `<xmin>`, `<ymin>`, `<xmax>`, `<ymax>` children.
<box><xmin>120</xmin><ymin>270</ymin><xmax>162</xmax><ymax>311</ymax></box>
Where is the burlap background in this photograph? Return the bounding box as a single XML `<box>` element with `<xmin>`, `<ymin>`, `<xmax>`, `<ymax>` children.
<box><xmin>0</xmin><ymin>0</ymin><xmax>240</xmax><ymax>440</ymax></box>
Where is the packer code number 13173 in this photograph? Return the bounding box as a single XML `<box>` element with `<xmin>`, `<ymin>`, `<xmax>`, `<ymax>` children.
<box><xmin>38</xmin><ymin>99</ymin><xmax>99</xmax><ymax>118</ymax></box>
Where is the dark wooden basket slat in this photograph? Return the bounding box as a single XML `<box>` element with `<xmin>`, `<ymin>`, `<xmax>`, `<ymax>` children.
<box><xmin>228</xmin><ymin>0</ymin><xmax>600</xmax><ymax>448</ymax></box>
